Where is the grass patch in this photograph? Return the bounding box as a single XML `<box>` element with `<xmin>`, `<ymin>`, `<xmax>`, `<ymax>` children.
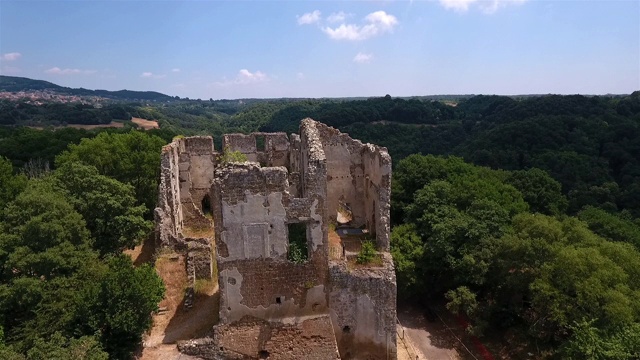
<box><xmin>356</xmin><ymin>240</ymin><xmax>377</xmax><ymax>265</ymax></box>
<box><xmin>194</xmin><ymin>278</ymin><xmax>217</xmax><ymax>295</ymax></box>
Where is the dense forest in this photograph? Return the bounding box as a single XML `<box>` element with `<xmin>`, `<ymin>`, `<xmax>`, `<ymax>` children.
<box><xmin>1</xmin><ymin>84</ymin><xmax>639</xmax><ymax>358</ymax></box>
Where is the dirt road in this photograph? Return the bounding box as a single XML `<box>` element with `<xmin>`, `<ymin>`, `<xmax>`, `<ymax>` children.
<box><xmin>397</xmin><ymin>304</ymin><xmax>479</xmax><ymax>360</ymax></box>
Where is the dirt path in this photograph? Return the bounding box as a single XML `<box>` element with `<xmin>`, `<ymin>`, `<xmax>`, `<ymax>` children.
<box><xmin>127</xmin><ymin>245</ymin><xmax>219</xmax><ymax>360</ymax></box>
<box><xmin>398</xmin><ymin>303</ymin><xmax>481</xmax><ymax>360</ymax></box>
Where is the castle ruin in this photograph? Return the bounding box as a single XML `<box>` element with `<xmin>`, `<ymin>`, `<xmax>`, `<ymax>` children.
<box><xmin>155</xmin><ymin>119</ymin><xmax>397</xmax><ymax>359</ymax></box>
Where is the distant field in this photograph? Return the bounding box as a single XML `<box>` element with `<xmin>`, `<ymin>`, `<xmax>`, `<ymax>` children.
<box><xmin>132</xmin><ymin>117</ymin><xmax>159</xmax><ymax>130</ymax></box>
<box><xmin>24</xmin><ymin>118</ymin><xmax>160</xmax><ymax>131</ymax></box>
<box><xmin>66</xmin><ymin>121</ymin><xmax>125</xmax><ymax>130</ymax></box>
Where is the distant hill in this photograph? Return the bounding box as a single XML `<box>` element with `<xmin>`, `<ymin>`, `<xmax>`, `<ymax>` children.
<box><xmin>0</xmin><ymin>75</ymin><xmax>175</xmax><ymax>102</ymax></box>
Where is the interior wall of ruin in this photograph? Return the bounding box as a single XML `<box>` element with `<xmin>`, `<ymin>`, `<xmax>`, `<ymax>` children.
<box><xmin>312</xmin><ymin>123</ymin><xmax>364</xmax><ymax>226</ymax></box>
<box><xmin>223</xmin><ymin>132</ymin><xmax>291</xmax><ymax>168</ymax></box>
<box><xmin>362</xmin><ymin>146</ymin><xmax>392</xmax><ymax>250</ymax></box>
<box><xmin>178</xmin><ymin>136</ymin><xmax>217</xmax><ymax>229</ymax></box>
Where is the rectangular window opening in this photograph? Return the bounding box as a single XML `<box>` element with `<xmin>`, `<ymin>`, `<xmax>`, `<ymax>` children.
<box><xmin>255</xmin><ymin>135</ymin><xmax>266</xmax><ymax>152</ymax></box>
<box><xmin>287</xmin><ymin>222</ymin><xmax>309</xmax><ymax>264</ymax></box>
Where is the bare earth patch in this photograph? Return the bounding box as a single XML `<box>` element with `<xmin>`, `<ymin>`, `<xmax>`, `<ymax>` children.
<box><xmin>132</xmin><ymin>117</ymin><xmax>160</xmax><ymax>130</ymax></box>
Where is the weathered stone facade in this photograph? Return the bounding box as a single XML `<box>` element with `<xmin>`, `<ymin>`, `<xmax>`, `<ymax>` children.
<box><xmin>155</xmin><ymin>119</ymin><xmax>396</xmax><ymax>359</ymax></box>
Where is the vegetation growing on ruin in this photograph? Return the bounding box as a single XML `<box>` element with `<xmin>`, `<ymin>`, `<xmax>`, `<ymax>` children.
<box><xmin>287</xmin><ymin>223</ymin><xmax>308</xmax><ymax>264</ymax></box>
<box><xmin>356</xmin><ymin>241</ymin><xmax>378</xmax><ymax>265</ymax></box>
<box><xmin>217</xmin><ymin>146</ymin><xmax>248</xmax><ymax>165</ymax></box>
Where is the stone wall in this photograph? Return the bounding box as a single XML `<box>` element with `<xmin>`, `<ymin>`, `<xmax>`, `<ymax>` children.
<box><xmin>329</xmin><ymin>254</ymin><xmax>397</xmax><ymax>360</ymax></box>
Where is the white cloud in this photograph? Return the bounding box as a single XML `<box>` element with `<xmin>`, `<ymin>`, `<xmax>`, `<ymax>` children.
<box><xmin>439</xmin><ymin>0</ymin><xmax>527</xmax><ymax>13</ymax></box>
<box><xmin>1</xmin><ymin>52</ymin><xmax>22</xmax><ymax>61</ymax></box>
<box><xmin>322</xmin><ymin>11</ymin><xmax>398</xmax><ymax>41</ymax></box>
<box><xmin>297</xmin><ymin>10</ymin><xmax>321</xmax><ymax>25</ymax></box>
<box><xmin>140</xmin><ymin>72</ymin><xmax>166</xmax><ymax>79</ymax></box>
<box><xmin>438</xmin><ymin>0</ymin><xmax>477</xmax><ymax>12</ymax></box>
<box><xmin>297</xmin><ymin>72</ymin><xmax>305</xmax><ymax>80</ymax></box>
<box><xmin>237</xmin><ymin>69</ymin><xmax>267</xmax><ymax>83</ymax></box>
<box><xmin>353</xmin><ymin>52</ymin><xmax>373</xmax><ymax>64</ymax></box>
<box><xmin>172</xmin><ymin>68</ymin><xmax>181</xmax><ymax>73</ymax></box>
<box><xmin>216</xmin><ymin>69</ymin><xmax>269</xmax><ymax>86</ymax></box>
<box><xmin>45</xmin><ymin>67</ymin><xmax>96</xmax><ymax>75</ymax></box>
<box><xmin>327</xmin><ymin>11</ymin><xmax>348</xmax><ymax>23</ymax></box>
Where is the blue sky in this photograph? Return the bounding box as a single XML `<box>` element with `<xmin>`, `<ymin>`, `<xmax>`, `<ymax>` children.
<box><xmin>1</xmin><ymin>0</ymin><xmax>638</xmax><ymax>99</ymax></box>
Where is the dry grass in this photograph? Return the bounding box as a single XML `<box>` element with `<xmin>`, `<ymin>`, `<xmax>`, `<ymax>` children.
<box><xmin>328</xmin><ymin>228</ymin><xmax>343</xmax><ymax>260</ymax></box>
<box><xmin>182</xmin><ymin>225</ymin><xmax>214</xmax><ymax>239</ymax></box>
<box><xmin>132</xmin><ymin>117</ymin><xmax>160</xmax><ymax>130</ymax></box>
<box><xmin>154</xmin><ymin>251</ymin><xmax>189</xmax><ymax>313</ymax></box>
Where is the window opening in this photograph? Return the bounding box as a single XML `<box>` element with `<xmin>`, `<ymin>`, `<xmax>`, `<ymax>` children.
<box><xmin>287</xmin><ymin>223</ymin><xmax>308</xmax><ymax>263</ymax></box>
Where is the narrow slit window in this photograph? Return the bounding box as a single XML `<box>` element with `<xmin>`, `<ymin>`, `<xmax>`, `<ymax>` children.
<box><xmin>255</xmin><ymin>135</ymin><xmax>265</xmax><ymax>152</ymax></box>
<box><xmin>201</xmin><ymin>195</ymin><xmax>212</xmax><ymax>216</ymax></box>
<box><xmin>287</xmin><ymin>223</ymin><xmax>308</xmax><ymax>263</ymax></box>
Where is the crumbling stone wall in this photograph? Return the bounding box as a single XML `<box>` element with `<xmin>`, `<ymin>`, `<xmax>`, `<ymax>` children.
<box><xmin>212</xmin><ymin>152</ymin><xmax>329</xmax><ymax>324</ymax></box>
<box><xmin>155</xmin><ymin>140</ymin><xmax>184</xmax><ymax>247</ymax></box>
<box><xmin>223</xmin><ymin>132</ymin><xmax>291</xmax><ymax>168</ymax></box>
<box><xmin>329</xmin><ymin>255</ymin><xmax>397</xmax><ymax>360</ymax></box>
<box><xmin>178</xmin><ymin>315</ymin><xmax>339</xmax><ymax>360</ymax></box>
<box><xmin>154</xmin><ymin>136</ymin><xmax>217</xmax><ymax>248</ymax></box>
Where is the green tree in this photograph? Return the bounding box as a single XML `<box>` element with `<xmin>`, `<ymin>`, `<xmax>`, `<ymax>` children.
<box><xmin>578</xmin><ymin>206</ymin><xmax>640</xmax><ymax>250</ymax></box>
<box><xmin>26</xmin><ymin>333</ymin><xmax>107</xmax><ymax>360</ymax></box>
<box><xmin>393</xmin><ymin>155</ymin><xmax>528</xmax><ymax>297</ymax></box>
<box><xmin>55</xmin><ymin>130</ymin><xmax>165</xmax><ymax>214</ymax></box>
<box><xmin>390</xmin><ymin>224</ymin><xmax>424</xmax><ymax>297</ymax></box>
<box><xmin>0</xmin><ymin>182</ymin><xmax>93</xmax><ymax>281</ymax></box>
<box><xmin>0</xmin><ymin>157</ymin><xmax>26</xmax><ymax>209</ymax></box>
<box><xmin>75</xmin><ymin>255</ymin><xmax>164</xmax><ymax>359</ymax></box>
<box><xmin>52</xmin><ymin>162</ymin><xmax>152</xmax><ymax>255</ymax></box>
<box><xmin>506</xmin><ymin>168</ymin><xmax>567</xmax><ymax>215</ymax></box>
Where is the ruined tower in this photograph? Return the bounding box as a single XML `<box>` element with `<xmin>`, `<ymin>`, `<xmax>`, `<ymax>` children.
<box><xmin>155</xmin><ymin>119</ymin><xmax>397</xmax><ymax>359</ymax></box>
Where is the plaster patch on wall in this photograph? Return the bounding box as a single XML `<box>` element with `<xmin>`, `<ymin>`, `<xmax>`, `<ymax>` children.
<box><xmin>221</xmin><ymin>191</ymin><xmax>288</xmax><ymax>260</ymax></box>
